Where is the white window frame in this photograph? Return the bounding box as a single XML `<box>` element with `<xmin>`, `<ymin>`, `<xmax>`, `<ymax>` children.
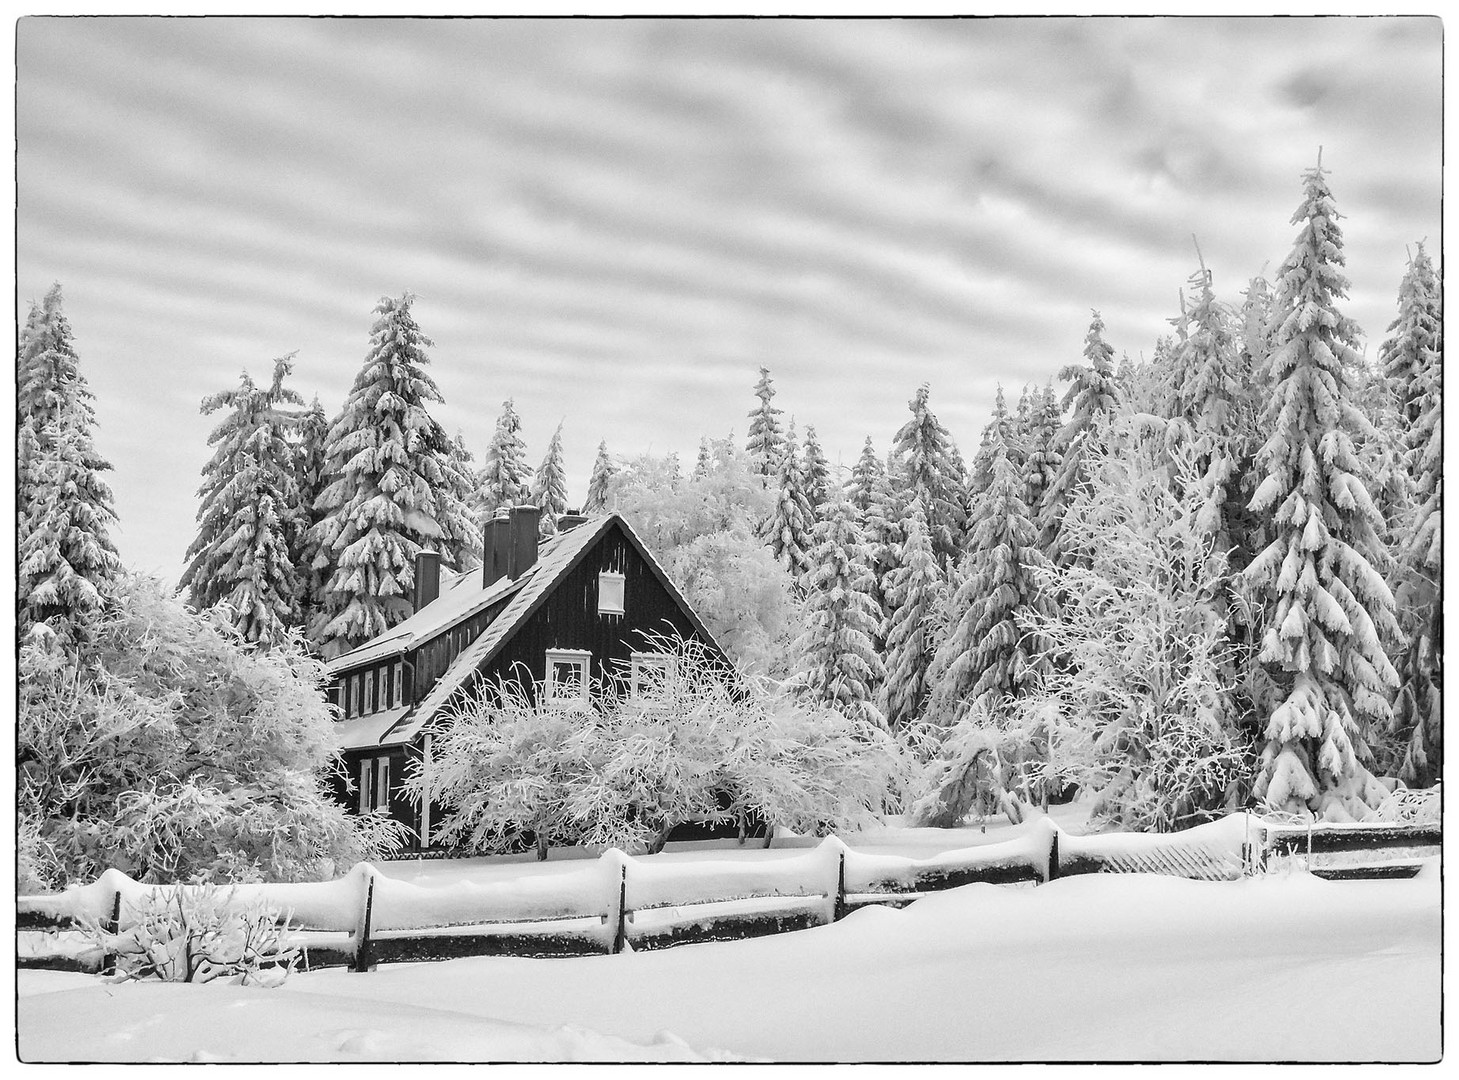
<box><xmin>545</xmin><ymin>649</ymin><xmax>592</xmax><ymax>702</ymax></box>
<box><xmin>392</xmin><ymin>660</ymin><xmax>404</xmax><ymax>708</ymax></box>
<box><xmin>357</xmin><ymin>759</ymin><xmax>370</xmax><ymax>814</ymax></box>
<box><xmin>630</xmin><ymin>652</ymin><xmax>675</xmax><ymax>698</ymax></box>
<box><xmin>364</xmin><ymin>669</ymin><xmax>377</xmax><ymax>716</ymax></box>
<box><xmin>374</xmin><ymin>757</ymin><xmax>390</xmax><ymax>811</ymax></box>
<box><xmin>598</xmin><ymin>572</ymin><xmax>626</xmax><ymax>616</ymax></box>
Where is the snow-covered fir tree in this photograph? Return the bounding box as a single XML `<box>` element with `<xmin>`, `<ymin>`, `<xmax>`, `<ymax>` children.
<box><xmin>476</xmin><ymin>398</ymin><xmax>531</xmax><ymax>513</ymax></box>
<box><xmin>1245</xmin><ymin>160</ymin><xmax>1401</xmax><ymax>821</ymax></box>
<box><xmin>791</xmin><ymin>493</ymin><xmax>886</xmax><ymax>727</ymax></box>
<box><xmin>801</xmin><ymin>424</ymin><xmax>832</xmax><ymax>514</ymax></box>
<box><xmin>693</xmin><ymin>437</ymin><xmax>714</xmax><ymax>481</ymax></box>
<box><xmin>1379</xmin><ymin>243</ymin><xmax>1442</xmax><ymax>786</ymax></box>
<box><xmin>180</xmin><ymin>355</ymin><xmax>307</xmax><ymax>647</ymax></box>
<box><xmin>892</xmin><ymin>383</ymin><xmax>966</xmax><ymax>567</ymax></box>
<box><xmin>928</xmin><ymin>433</ymin><xmax>1053</xmax><ymax>725</ymax></box>
<box><xmin>1038</xmin><ymin>311</ymin><xmax>1122</xmax><ymax>563</ymax></box>
<box><xmin>583</xmin><ymin>439</ymin><xmax>617</xmax><ymax>514</ymax></box>
<box><xmin>290</xmin><ymin>396</ymin><xmax>331</xmax><ymax>630</ymax></box>
<box><xmin>845</xmin><ymin>436</ymin><xmax>885</xmax><ymax>515</ymax></box>
<box><xmin>309</xmin><ymin>294</ymin><xmax>473</xmax><ymax>657</ymax></box>
<box><xmin>860</xmin><ymin>454</ymin><xmax>906</xmax><ymax>620</ymax></box>
<box><xmin>745</xmin><ymin>366</ymin><xmax>785</xmax><ymax>483</ymax></box>
<box><xmin>440</xmin><ymin>431</ymin><xmax>484</xmax><ymax>570</ymax></box>
<box><xmin>761</xmin><ymin>420</ymin><xmax>814</xmax><ymax>580</ymax></box>
<box><xmin>1022</xmin><ymin>383</ymin><xmax>1063</xmax><ymax>524</ymax></box>
<box><xmin>16</xmin><ymin>284</ymin><xmax>121</xmax><ymax>640</ymax></box>
<box><xmin>531</xmin><ymin>421</ymin><xmax>569</xmax><ymax>538</ymax></box>
<box><xmin>969</xmin><ymin>384</ymin><xmax>1020</xmax><ymax>500</ymax></box>
<box><xmin>878</xmin><ymin>501</ymin><xmax>946</xmax><ymax>730</ymax></box>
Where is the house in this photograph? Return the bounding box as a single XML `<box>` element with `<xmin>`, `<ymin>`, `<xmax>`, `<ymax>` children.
<box><xmin>323</xmin><ymin>505</ymin><xmax>731</xmax><ymax>850</ymax></box>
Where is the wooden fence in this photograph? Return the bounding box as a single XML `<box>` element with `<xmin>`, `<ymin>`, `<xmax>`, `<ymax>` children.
<box><xmin>16</xmin><ymin>813</ymin><xmax>1438</xmax><ymax>974</ymax></box>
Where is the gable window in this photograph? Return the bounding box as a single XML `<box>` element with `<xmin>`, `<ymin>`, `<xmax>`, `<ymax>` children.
<box><xmin>546</xmin><ymin>649</ymin><xmax>591</xmax><ymax>702</ymax></box>
<box><xmin>630</xmin><ymin>652</ymin><xmax>675</xmax><ymax>699</ymax></box>
<box><xmin>598</xmin><ymin>572</ymin><xmax>625</xmax><ymax>616</ymax></box>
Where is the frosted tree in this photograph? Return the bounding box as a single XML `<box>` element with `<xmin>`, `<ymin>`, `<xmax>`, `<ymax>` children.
<box><xmin>892</xmin><ymin>383</ymin><xmax>966</xmax><ymax>567</ymax></box>
<box><xmin>180</xmin><ymin>355</ymin><xmax>306</xmax><ymax>647</ymax></box>
<box><xmin>692</xmin><ymin>437</ymin><xmax>714</xmax><ymax>481</ymax></box>
<box><xmin>1379</xmin><ymin>244</ymin><xmax>1442</xmax><ymax>786</ymax></box>
<box><xmin>309</xmin><ymin>294</ymin><xmax>471</xmax><ymax>656</ymax></box>
<box><xmin>801</xmin><ymin>424</ymin><xmax>832</xmax><ymax>514</ymax></box>
<box><xmin>929</xmin><ymin>433</ymin><xmax>1053</xmax><ymax>726</ymax></box>
<box><xmin>791</xmin><ymin>494</ymin><xmax>886</xmax><ymax>727</ymax></box>
<box><xmin>1038</xmin><ymin>311</ymin><xmax>1122</xmax><ymax>562</ymax></box>
<box><xmin>878</xmin><ymin>502</ymin><xmax>946</xmax><ymax>730</ymax></box>
<box><xmin>1245</xmin><ymin>160</ymin><xmax>1401</xmax><ymax>821</ymax></box>
<box><xmin>745</xmin><ymin>365</ymin><xmax>785</xmax><ymax>482</ymax></box>
<box><xmin>476</xmin><ymin>398</ymin><xmax>531</xmax><ymax>513</ymax></box>
<box><xmin>860</xmin><ymin>455</ymin><xmax>906</xmax><ymax>620</ymax></box>
<box><xmin>1022</xmin><ymin>383</ymin><xmax>1063</xmax><ymax>521</ymax></box>
<box><xmin>290</xmin><ymin>396</ymin><xmax>331</xmax><ymax>628</ymax></box>
<box><xmin>845</xmin><ymin>436</ymin><xmax>885</xmax><ymax>515</ymax></box>
<box><xmin>531</xmin><ymin>421</ymin><xmax>569</xmax><ymax>537</ymax></box>
<box><xmin>760</xmin><ymin>420</ymin><xmax>814</xmax><ymax>579</ymax></box>
<box><xmin>969</xmin><ymin>384</ymin><xmax>1020</xmax><ymax>500</ymax></box>
<box><xmin>583</xmin><ymin>439</ymin><xmax>617</xmax><ymax>514</ymax></box>
<box><xmin>16</xmin><ymin>284</ymin><xmax>121</xmax><ymax>640</ymax></box>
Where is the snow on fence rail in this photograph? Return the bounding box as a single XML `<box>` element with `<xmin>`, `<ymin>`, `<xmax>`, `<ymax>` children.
<box><xmin>16</xmin><ymin>813</ymin><xmax>1435</xmax><ymax>973</ymax></box>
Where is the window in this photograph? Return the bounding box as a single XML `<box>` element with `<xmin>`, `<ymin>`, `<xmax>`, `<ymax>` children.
<box><xmin>630</xmin><ymin>652</ymin><xmax>675</xmax><ymax>698</ymax></box>
<box><xmin>392</xmin><ymin>660</ymin><xmax>404</xmax><ymax>708</ymax></box>
<box><xmin>364</xmin><ymin>669</ymin><xmax>377</xmax><ymax>715</ymax></box>
<box><xmin>598</xmin><ymin>572</ymin><xmax>625</xmax><ymax>616</ymax></box>
<box><xmin>545</xmin><ymin>649</ymin><xmax>591</xmax><ymax>701</ymax></box>
<box><xmin>375</xmin><ymin>758</ymin><xmax>390</xmax><ymax>811</ymax></box>
<box><xmin>359</xmin><ymin>757</ymin><xmax>390</xmax><ymax>813</ymax></box>
<box><xmin>358</xmin><ymin>759</ymin><xmax>369</xmax><ymax>813</ymax></box>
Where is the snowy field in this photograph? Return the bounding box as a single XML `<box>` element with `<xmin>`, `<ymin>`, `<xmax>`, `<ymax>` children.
<box><xmin>16</xmin><ymin>812</ymin><xmax>1442</xmax><ymax>1064</ymax></box>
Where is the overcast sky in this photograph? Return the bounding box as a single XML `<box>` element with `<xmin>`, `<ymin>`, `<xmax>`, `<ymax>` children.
<box><xmin>16</xmin><ymin>16</ymin><xmax>1442</xmax><ymax>583</ymax></box>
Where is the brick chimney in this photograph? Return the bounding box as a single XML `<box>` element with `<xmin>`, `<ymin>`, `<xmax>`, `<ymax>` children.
<box><xmin>483</xmin><ymin>505</ymin><xmax>541</xmax><ymax>588</ymax></box>
<box><xmin>557</xmin><ymin>508</ymin><xmax>589</xmax><ymax>532</ymax></box>
<box><xmin>413</xmin><ymin>550</ymin><xmax>441</xmax><ymax>612</ymax></box>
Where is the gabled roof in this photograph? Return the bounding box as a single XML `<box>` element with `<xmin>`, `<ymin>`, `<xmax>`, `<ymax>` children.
<box><xmin>352</xmin><ymin>512</ymin><xmax>726</xmax><ymax>750</ymax></box>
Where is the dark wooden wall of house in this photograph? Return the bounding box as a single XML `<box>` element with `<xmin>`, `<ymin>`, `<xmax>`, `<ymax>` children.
<box><xmin>479</xmin><ymin>524</ymin><xmax>702</xmax><ymax>695</ymax></box>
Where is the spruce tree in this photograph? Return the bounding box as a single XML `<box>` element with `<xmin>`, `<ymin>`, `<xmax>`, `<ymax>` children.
<box><xmin>845</xmin><ymin>436</ymin><xmax>884</xmax><ymax>515</ymax></box>
<box><xmin>930</xmin><ymin>435</ymin><xmax>1052</xmax><ymax>725</ymax></box>
<box><xmin>693</xmin><ymin>437</ymin><xmax>714</xmax><ymax>481</ymax></box>
<box><xmin>309</xmin><ymin>294</ymin><xmax>468</xmax><ymax>656</ymax></box>
<box><xmin>761</xmin><ymin>420</ymin><xmax>814</xmax><ymax>579</ymax></box>
<box><xmin>745</xmin><ymin>366</ymin><xmax>785</xmax><ymax>482</ymax></box>
<box><xmin>477</xmin><ymin>399</ymin><xmax>531</xmax><ymax>513</ymax></box>
<box><xmin>969</xmin><ymin>384</ymin><xmax>1020</xmax><ymax>500</ymax></box>
<box><xmin>291</xmin><ymin>396</ymin><xmax>331</xmax><ymax>628</ymax></box>
<box><xmin>1381</xmin><ymin>244</ymin><xmax>1442</xmax><ymax>786</ymax></box>
<box><xmin>878</xmin><ymin>501</ymin><xmax>946</xmax><ymax>730</ymax></box>
<box><xmin>801</xmin><ymin>424</ymin><xmax>831</xmax><ymax>515</ymax></box>
<box><xmin>440</xmin><ymin>431</ymin><xmax>484</xmax><ymax>569</ymax></box>
<box><xmin>892</xmin><ymin>383</ymin><xmax>966</xmax><ymax>567</ymax></box>
<box><xmin>792</xmin><ymin>493</ymin><xmax>886</xmax><ymax>727</ymax></box>
<box><xmin>181</xmin><ymin>355</ymin><xmax>307</xmax><ymax>646</ymax></box>
<box><xmin>584</xmin><ymin>439</ymin><xmax>617</xmax><ymax>514</ymax></box>
<box><xmin>1039</xmin><ymin>312</ymin><xmax>1122</xmax><ymax>562</ymax></box>
<box><xmin>531</xmin><ymin>421</ymin><xmax>569</xmax><ymax>537</ymax></box>
<box><xmin>1022</xmin><ymin>383</ymin><xmax>1063</xmax><ymax>523</ymax></box>
<box><xmin>1245</xmin><ymin>160</ymin><xmax>1401</xmax><ymax>820</ymax></box>
<box><xmin>16</xmin><ymin>284</ymin><xmax>121</xmax><ymax>640</ymax></box>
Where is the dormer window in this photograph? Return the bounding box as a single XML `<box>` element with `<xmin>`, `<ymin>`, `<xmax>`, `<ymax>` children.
<box><xmin>546</xmin><ymin>649</ymin><xmax>591</xmax><ymax>701</ymax></box>
<box><xmin>598</xmin><ymin>572</ymin><xmax>625</xmax><ymax>616</ymax></box>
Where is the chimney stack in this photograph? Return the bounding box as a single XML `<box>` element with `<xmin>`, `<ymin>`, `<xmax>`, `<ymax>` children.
<box><xmin>557</xmin><ymin>508</ymin><xmax>589</xmax><ymax>532</ymax></box>
<box><xmin>483</xmin><ymin>505</ymin><xmax>541</xmax><ymax>588</ymax></box>
<box><xmin>413</xmin><ymin>550</ymin><xmax>441</xmax><ymax>612</ymax></box>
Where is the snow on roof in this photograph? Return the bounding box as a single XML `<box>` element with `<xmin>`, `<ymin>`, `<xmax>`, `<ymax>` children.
<box><xmin>334</xmin><ymin>705</ymin><xmax>415</xmax><ymax>751</ymax></box>
<box><xmin>326</xmin><ymin>565</ymin><xmax>526</xmax><ymax>675</ymax></box>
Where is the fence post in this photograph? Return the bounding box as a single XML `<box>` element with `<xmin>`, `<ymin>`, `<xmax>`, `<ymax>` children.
<box><xmin>611</xmin><ymin>862</ymin><xmax>628</xmax><ymax>955</ymax></box>
<box><xmin>100</xmin><ymin>889</ymin><xmax>122</xmax><ymax>975</ymax></box>
<box><xmin>353</xmin><ymin>871</ymin><xmax>376</xmax><ymax>973</ymax></box>
<box><xmin>833</xmin><ymin>849</ymin><xmax>847</xmax><ymax>922</ymax></box>
<box><xmin>1046</xmin><ymin>827</ymin><xmax>1060</xmax><ymax>883</ymax></box>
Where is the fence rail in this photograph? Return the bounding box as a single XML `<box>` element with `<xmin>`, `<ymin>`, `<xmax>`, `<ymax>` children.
<box><xmin>16</xmin><ymin>812</ymin><xmax>1438</xmax><ymax>974</ymax></box>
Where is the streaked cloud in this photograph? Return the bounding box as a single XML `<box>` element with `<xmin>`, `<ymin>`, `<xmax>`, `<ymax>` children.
<box><xmin>16</xmin><ymin>15</ymin><xmax>1442</xmax><ymax>580</ymax></box>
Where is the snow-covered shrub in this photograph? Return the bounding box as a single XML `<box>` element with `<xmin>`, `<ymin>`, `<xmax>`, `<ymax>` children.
<box><xmin>905</xmin><ymin>704</ymin><xmax>1040</xmax><ymax>829</ymax></box>
<box><xmin>88</xmin><ymin>885</ymin><xmax>298</xmax><ymax>985</ymax></box>
<box><xmin>17</xmin><ymin>572</ymin><xmax>406</xmax><ymax>886</ymax></box>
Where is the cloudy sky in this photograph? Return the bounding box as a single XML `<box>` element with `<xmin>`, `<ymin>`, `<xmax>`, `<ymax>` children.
<box><xmin>16</xmin><ymin>16</ymin><xmax>1442</xmax><ymax>582</ymax></box>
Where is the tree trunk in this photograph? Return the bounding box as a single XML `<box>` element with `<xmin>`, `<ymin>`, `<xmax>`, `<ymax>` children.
<box><xmin>761</xmin><ymin>822</ymin><xmax>776</xmax><ymax>849</ymax></box>
<box><xmin>646</xmin><ymin>823</ymin><xmax>672</xmax><ymax>855</ymax></box>
<box><xmin>535</xmin><ymin>834</ymin><xmax>549</xmax><ymax>861</ymax></box>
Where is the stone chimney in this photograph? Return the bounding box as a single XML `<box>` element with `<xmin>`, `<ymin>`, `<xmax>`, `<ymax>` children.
<box><xmin>413</xmin><ymin>550</ymin><xmax>441</xmax><ymax>612</ymax></box>
<box><xmin>557</xmin><ymin>508</ymin><xmax>589</xmax><ymax>532</ymax></box>
<box><xmin>484</xmin><ymin>505</ymin><xmax>541</xmax><ymax>588</ymax></box>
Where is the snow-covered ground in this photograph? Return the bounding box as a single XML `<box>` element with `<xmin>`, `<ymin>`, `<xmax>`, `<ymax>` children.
<box><xmin>16</xmin><ymin>812</ymin><xmax>1441</xmax><ymax>1063</ymax></box>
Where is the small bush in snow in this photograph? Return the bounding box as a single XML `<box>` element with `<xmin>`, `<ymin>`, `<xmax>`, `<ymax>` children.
<box><xmin>88</xmin><ymin>885</ymin><xmax>298</xmax><ymax>985</ymax></box>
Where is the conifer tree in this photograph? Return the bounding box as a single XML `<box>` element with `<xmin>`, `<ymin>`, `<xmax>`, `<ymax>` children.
<box><xmin>440</xmin><ymin>432</ymin><xmax>484</xmax><ymax>569</ymax></box>
<box><xmin>693</xmin><ymin>437</ymin><xmax>714</xmax><ymax>481</ymax></box>
<box><xmin>584</xmin><ymin>439</ymin><xmax>617</xmax><ymax>514</ymax></box>
<box><xmin>291</xmin><ymin>396</ymin><xmax>331</xmax><ymax>627</ymax></box>
<box><xmin>792</xmin><ymin>494</ymin><xmax>886</xmax><ymax>727</ymax></box>
<box><xmin>531</xmin><ymin>421</ymin><xmax>570</xmax><ymax>537</ymax></box>
<box><xmin>929</xmin><ymin>434</ymin><xmax>1052</xmax><ymax>725</ymax></box>
<box><xmin>1038</xmin><ymin>312</ymin><xmax>1122</xmax><ymax>562</ymax></box>
<box><xmin>16</xmin><ymin>284</ymin><xmax>121</xmax><ymax>640</ymax></box>
<box><xmin>969</xmin><ymin>384</ymin><xmax>1020</xmax><ymax>500</ymax></box>
<box><xmin>761</xmin><ymin>421</ymin><xmax>814</xmax><ymax>579</ymax></box>
<box><xmin>845</xmin><ymin>436</ymin><xmax>884</xmax><ymax>515</ymax></box>
<box><xmin>1022</xmin><ymin>383</ymin><xmax>1063</xmax><ymax>522</ymax></box>
<box><xmin>892</xmin><ymin>383</ymin><xmax>966</xmax><ymax>567</ymax></box>
<box><xmin>180</xmin><ymin>355</ymin><xmax>307</xmax><ymax>646</ymax></box>
<box><xmin>861</xmin><ymin>455</ymin><xmax>906</xmax><ymax>620</ymax></box>
<box><xmin>1245</xmin><ymin>160</ymin><xmax>1401</xmax><ymax>820</ymax></box>
<box><xmin>801</xmin><ymin>424</ymin><xmax>831</xmax><ymax>515</ymax></box>
<box><xmin>309</xmin><ymin>294</ymin><xmax>470</xmax><ymax>656</ymax></box>
<box><xmin>476</xmin><ymin>399</ymin><xmax>531</xmax><ymax>513</ymax></box>
<box><xmin>1380</xmin><ymin>244</ymin><xmax>1442</xmax><ymax>786</ymax></box>
<box><xmin>878</xmin><ymin>501</ymin><xmax>946</xmax><ymax>730</ymax></box>
<box><xmin>745</xmin><ymin>366</ymin><xmax>785</xmax><ymax>482</ymax></box>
